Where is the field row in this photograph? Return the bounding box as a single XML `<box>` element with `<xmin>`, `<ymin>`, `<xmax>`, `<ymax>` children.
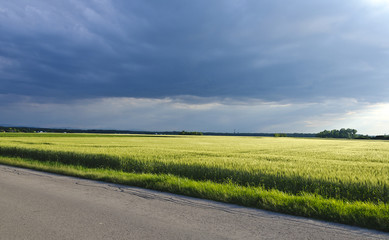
<box><xmin>1</xmin><ymin>134</ymin><xmax>388</xmax><ymax>203</ymax></box>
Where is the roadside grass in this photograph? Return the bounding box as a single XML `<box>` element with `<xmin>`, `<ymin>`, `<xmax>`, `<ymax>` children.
<box><xmin>0</xmin><ymin>144</ymin><xmax>387</xmax><ymax>203</ymax></box>
<box><xmin>0</xmin><ymin>155</ymin><xmax>388</xmax><ymax>232</ymax></box>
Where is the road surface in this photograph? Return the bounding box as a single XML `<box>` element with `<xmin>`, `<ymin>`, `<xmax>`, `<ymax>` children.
<box><xmin>0</xmin><ymin>164</ymin><xmax>388</xmax><ymax>240</ymax></box>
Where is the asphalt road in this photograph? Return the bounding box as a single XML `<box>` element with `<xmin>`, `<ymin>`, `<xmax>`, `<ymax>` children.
<box><xmin>0</xmin><ymin>165</ymin><xmax>388</xmax><ymax>240</ymax></box>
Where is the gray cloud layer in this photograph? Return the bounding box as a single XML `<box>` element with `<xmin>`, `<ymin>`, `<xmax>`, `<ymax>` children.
<box><xmin>1</xmin><ymin>0</ymin><xmax>389</xmax><ymax>102</ymax></box>
<box><xmin>1</xmin><ymin>94</ymin><xmax>388</xmax><ymax>135</ymax></box>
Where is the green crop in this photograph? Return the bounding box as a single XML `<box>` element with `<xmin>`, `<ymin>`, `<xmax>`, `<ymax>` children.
<box><xmin>1</xmin><ymin>133</ymin><xmax>388</xmax><ymax>231</ymax></box>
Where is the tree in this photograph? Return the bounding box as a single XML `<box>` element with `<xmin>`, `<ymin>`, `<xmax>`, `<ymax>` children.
<box><xmin>274</xmin><ymin>133</ymin><xmax>287</xmax><ymax>137</ymax></box>
<box><xmin>316</xmin><ymin>128</ymin><xmax>357</xmax><ymax>139</ymax></box>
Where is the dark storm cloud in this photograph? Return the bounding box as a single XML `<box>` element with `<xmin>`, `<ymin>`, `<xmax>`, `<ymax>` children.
<box><xmin>1</xmin><ymin>0</ymin><xmax>389</xmax><ymax>102</ymax></box>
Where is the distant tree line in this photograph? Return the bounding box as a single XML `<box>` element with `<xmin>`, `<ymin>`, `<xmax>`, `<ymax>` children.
<box><xmin>373</xmin><ymin>135</ymin><xmax>389</xmax><ymax>140</ymax></box>
<box><xmin>0</xmin><ymin>127</ymin><xmax>34</xmax><ymax>133</ymax></box>
<box><xmin>316</xmin><ymin>128</ymin><xmax>389</xmax><ymax>140</ymax></box>
<box><xmin>1</xmin><ymin>126</ymin><xmax>388</xmax><ymax>140</ymax></box>
<box><xmin>316</xmin><ymin>128</ymin><xmax>357</xmax><ymax>139</ymax></box>
<box><xmin>180</xmin><ymin>131</ymin><xmax>203</xmax><ymax>135</ymax></box>
<box><xmin>274</xmin><ymin>133</ymin><xmax>287</xmax><ymax>137</ymax></box>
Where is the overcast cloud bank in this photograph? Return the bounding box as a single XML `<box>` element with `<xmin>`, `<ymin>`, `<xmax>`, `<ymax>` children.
<box><xmin>1</xmin><ymin>0</ymin><xmax>388</xmax><ymax>134</ymax></box>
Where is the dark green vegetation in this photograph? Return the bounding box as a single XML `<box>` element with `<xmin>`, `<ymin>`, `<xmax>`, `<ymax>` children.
<box><xmin>179</xmin><ymin>131</ymin><xmax>203</xmax><ymax>135</ymax></box>
<box><xmin>316</xmin><ymin>128</ymin><xmax>389</xmax><ymax>140</ymax></box>
<box><xmin>316</xmin><ymin>128</ymin><xmax>358</xmax><ymax>139</ymax></box>
<box><xmin>274</xmin><ymin>133</ymin><xmax>287</xmax><ymax>137</ymax></box>
<box><xmin>0</xmin><ymin>133</ymin><xmax>388</xmax><ymax>231</ymax></box>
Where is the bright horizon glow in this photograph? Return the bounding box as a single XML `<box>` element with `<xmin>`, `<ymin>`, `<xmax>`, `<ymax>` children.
<box><xmin>0</xmin><ymin>95</ymin><xmax>387</xmax><ymax>135</ymax></box>
<box><xmin>366</xmin><ymin>0</ymin><xmax>389</xmax><ymax>5</ymax></box>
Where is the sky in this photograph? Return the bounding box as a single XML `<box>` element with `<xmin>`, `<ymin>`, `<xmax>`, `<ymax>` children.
<box><xmin>1</xmin><ymin>0</ymin><xmax>388</xmax><ymax>135</ymax></box>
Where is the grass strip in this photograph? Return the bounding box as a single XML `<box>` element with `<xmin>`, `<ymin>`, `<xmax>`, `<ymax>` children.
<box><xmin>0</xmin><ymin>146</ymin><xmax>387</xmax><ymax>203</ymax></box>
<box><xmin>0</xmin><ymin>155</ymin><xmax>388</xmax><ymax>232</ymax></box>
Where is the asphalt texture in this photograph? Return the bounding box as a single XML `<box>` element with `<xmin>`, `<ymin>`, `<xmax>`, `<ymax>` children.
<box><xmin>0</xmin><ymin>164</ymin><xmax>388</xmax><ymax>240</ymax></box>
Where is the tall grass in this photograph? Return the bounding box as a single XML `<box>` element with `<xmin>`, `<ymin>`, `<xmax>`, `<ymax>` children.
<box><xmin>0</xmin><ymin>134</ymin><xmax>388</xmax><ymax>203</ymax></box>
<box><xmin>0</xmin><ymin>133</ymin><xmax>388</xmax><ymax>230</ymax></box>
<box><xmin>0</xmin><ymin>145</ymin><xmax>388</xmax><ymax>203</ymax></box>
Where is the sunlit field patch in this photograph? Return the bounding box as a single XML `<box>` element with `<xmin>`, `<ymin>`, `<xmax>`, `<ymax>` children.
<box><xmin>0</xmin><ymin>133</ymin><xmax>388</xmax><ymax>231</ymax></box>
